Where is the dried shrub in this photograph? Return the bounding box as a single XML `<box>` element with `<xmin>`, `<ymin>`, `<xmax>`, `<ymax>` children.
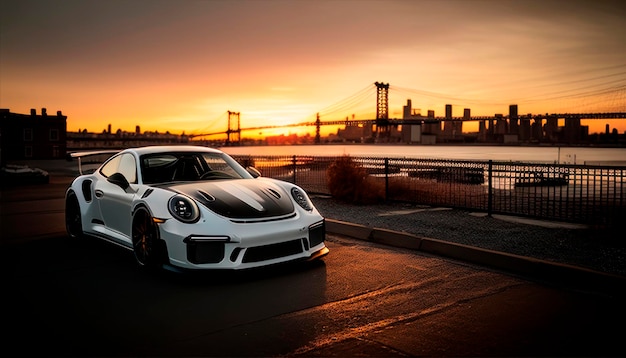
<box><xmin>386</xmin><ymin>176</ymin><xmax>413</xmax><ymax>198</ymax></box>
<box><xmin>237</xmin><ymin>156</ymin><xmax>256</xmax><ymax>168</ymax></box>
<box><xmin>326</xmin><ymin>155</ymin><xmax>385</xmax><ymax>204</ymax></box>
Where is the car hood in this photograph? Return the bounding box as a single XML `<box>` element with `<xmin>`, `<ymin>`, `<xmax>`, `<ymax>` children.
<box><xmin>159</xmin><ymin>179</ymin><xmax>295</xmax><ymax>219</ymax></box>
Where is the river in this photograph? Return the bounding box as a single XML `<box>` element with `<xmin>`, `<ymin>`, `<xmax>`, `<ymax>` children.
<box><xmin>220</xmin><ymin>144</ymin><xmax>626</xmax><ymax>165</ymax></box>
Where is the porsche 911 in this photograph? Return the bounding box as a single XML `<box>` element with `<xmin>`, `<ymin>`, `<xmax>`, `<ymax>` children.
<box><xmin>65</xmin><ymin>146</ymin><xmax>328</xmax><ymax>271</ymax></box>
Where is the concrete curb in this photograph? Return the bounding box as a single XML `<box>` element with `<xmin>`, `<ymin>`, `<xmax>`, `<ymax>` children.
<box><xmin>326</xmin><ymin>219</ymin><xmax>626</xmax><ymax>296</ymax></box>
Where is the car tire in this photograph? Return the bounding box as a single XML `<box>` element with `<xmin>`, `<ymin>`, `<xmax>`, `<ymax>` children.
<box><xmin>132</xmin><ymin>207</ymin><xmax>164</xmax><ymax>269</ymax></box>
<box><xmin>65</xmin><ymin>192</ymin><xmax>83</xmax><ymax>238</ymax></box>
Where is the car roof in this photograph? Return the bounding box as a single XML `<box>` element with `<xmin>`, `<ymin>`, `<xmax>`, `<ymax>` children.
<box><xmin>123</xmin><ymin>145</ymin><xmax>224</xmax><ymax>156</ymax></box>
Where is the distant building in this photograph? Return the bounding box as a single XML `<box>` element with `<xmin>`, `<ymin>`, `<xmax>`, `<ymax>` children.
<box><xmin>423</xmin><ymin>110</ymin><xmax>441</xmax><ymax>136</ymax></box>
<box><xmin>0</xmin><ymin>108</ymin><xmax>67</xmax><ymax>164</ymax></box>
<box><xmin>337</xmin><ymin>124</ymin><xmax>366</xmax><ymax>142</ymax></box>
<box><xmin>442</xmin><ymin>104</ymin><xmax>462</xmax><ymax>142</ymax></box>
<box><xmin>401</xmin><ymin>99</ymin><xmax>421</xmax><ymax>143</ymax></box>
<box><xmin>67</xmin><ymin>128</ymin><xmax>191</xmax><ymax>149</ymax></box>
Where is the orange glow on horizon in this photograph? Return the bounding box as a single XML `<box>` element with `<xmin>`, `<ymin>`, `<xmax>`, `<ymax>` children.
<box><xmin>2</xmin><ymin>1</ymin><xmax>624</xmax><ymax>140</ymax></box>
<box><xmin>61</xmin><ymin>113</ymin><xmax>626</xmax><ymax>138</ymax></box>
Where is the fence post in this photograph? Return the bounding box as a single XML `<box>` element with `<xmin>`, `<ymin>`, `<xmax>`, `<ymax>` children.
<box><xmin>292</xmin><ymin>155</ymin><xmax>297</xmax><ymax>184</ymax></box>
<box><xmin>384</xmin><ymin>158</ymin><xmax>389</xmax><ymax>202</ymax></box>
<box><xmin>488</xmin><ymin>160</ymin><xmax>493</xmax><ymax>217</ymax></box>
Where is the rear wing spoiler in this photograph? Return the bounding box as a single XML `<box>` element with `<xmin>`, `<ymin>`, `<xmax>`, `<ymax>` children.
<box><xmin>69</xmin><ymin>150</ymin><xmax>120</xmax><ymax>175</ymax></box>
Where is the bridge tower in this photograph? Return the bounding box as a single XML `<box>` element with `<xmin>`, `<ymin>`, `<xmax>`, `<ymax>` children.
<box><xmin>374</xmin><ymin>82</ymin><xmax>390</xmax><ymax>140</ymax></box>
<box><xmin>315</xmin><ymin>113</ymin><xmax>321</xmax><ymax>144</ymax></box>
<box><xmin>225</xmin><ymin>110</ymin><xmax>241</xmax><ymax>146</ymax></box>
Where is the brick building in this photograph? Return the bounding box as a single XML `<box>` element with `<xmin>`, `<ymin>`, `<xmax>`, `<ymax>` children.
<box><xmin>0</xmin><ymin>108</ymin><xmax>67</xmax><ymax>164</ymax></box>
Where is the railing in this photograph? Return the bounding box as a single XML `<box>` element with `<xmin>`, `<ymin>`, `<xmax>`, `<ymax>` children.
<box><xmin>232</xmin><ymin>155</ymin><xmax>625</xmax><ymax>228</ymax></box>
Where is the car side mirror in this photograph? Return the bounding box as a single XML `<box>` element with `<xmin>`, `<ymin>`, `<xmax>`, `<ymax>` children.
<box><xmin>246</xmin><ymin>166</ymin><xmax>261</xmax><ymax>178</ymax></box>
<box><xmin>107</xmin><ymin>172</ymin><xmax>130</xmax><ymax>190</ymax></box>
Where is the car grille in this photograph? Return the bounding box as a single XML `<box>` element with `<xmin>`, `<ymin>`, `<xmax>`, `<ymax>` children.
<box><xmin>187</xmin><ymin>242</ymin><xmax>225</xmax><ymax>264</ymax></box>
<box><xmin>242</xmin><ymin>239</ymin><xmax>304</xmax><ymax>263</ymax></box>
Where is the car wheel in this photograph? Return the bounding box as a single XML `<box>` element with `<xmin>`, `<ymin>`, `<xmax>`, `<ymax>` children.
<box><xmin>65</xmin><ymin>192</ymin><xmax>83</xmax><ymax>238</ymax></box>
<box><xmin>132</xmin><ymin>208</ymin><xmax>163</xmax><ymax>269</ymax></box>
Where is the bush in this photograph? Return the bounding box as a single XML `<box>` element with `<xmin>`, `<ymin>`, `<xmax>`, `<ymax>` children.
<box><xmin>326</xmin><ymin>155</ymin><xmax>385</xmax><ymax>204</ymax></box>
<box><xmin>237</xmin><ymin>156</ymin><xmax>256</xmax><ymax>168</ymax></box>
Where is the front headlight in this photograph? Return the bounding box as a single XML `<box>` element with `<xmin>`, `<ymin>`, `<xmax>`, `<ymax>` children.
<box><xmin>168</xmin><ymin>195</ymin><xmax>200</xmax><ymax>223</ymax></box>
<box><xmin>291</xmin><ymin>187</ymin><xmax>313</xmax><ymax>211</ymax></box>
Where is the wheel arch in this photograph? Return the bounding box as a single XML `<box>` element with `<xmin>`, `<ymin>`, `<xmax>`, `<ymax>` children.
<box><xmin>131</xmin><ymin>203</ymin><xmax>160</xmax><ymax>239</ymax></box>
<box><xmin>65</xmin><ymin>189</ymin><xmax>84</xmax><ymax>238</ymax></box>
<box><xmin>66</xmin><ymin>188</ymin><xmax>77</xmax><ymax>199</ymax></box>
<box><xmin>131</xmin><ymin>203</ymin><xmax>170</xmax><ymax>267</ymax></box>
<box><xmin>131</xmin><ymin>202</ymin><xmax>152</xmax><ymax>219</ymax></box>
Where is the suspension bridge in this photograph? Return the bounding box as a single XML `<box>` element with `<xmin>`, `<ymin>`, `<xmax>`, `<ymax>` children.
<box><xmin>189</xmin><ymin>82</ymin><xmax>626</xmax><ymax>145</ymax></box>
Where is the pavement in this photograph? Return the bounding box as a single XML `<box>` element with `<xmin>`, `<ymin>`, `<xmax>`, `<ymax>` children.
<box><xmin>324</xmin><ymin>217</ymin><xmax>626</xmax><ymax>297</ymax></box>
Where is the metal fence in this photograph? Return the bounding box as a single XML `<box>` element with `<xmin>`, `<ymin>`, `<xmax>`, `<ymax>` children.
<box><xmin>232</xmin><ymin>155</ymin><xmax>626</xmax><ymax>228</ymax></box>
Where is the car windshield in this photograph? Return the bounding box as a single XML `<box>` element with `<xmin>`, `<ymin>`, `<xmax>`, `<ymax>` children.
<box><xmin>140</xmin><ymin>152</ymin><xmax>250</xmax><ymax>184</ymax></box>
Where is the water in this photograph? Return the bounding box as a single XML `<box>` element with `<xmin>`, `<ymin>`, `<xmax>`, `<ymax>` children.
<box><xmin>220</xmin><ymin>144</ymin><xmax>626</xmax><ymax>165</ymax></box>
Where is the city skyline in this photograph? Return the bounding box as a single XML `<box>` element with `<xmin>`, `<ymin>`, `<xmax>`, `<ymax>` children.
<box><xmin>65</xmin><ymin>108</ymin><xmax>626</xmax><ymax>138</ymax></box>
<box><xmin>1</xmin><ymin>0</ymin><xmax>625</xmax><ymax>137</ymax></box>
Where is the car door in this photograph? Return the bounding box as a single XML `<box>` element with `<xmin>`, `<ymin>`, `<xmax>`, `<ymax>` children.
<box><xmin>95</xmin><ymin>153</ymin><xmax>138</xmax><ymax>241</ymax></box>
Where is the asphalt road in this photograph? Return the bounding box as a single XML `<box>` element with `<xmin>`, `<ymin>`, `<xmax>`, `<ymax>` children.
<box><xmin>1</xmin><ymin>178</ymin><xmax>625</xmax><ymax>357</ymax></box>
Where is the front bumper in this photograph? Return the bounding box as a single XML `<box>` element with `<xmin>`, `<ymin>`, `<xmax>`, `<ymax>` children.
<box><xmin>158</xmin><ymin>217</ymin><xmax>327</xmax><ymax>270</ymax></box>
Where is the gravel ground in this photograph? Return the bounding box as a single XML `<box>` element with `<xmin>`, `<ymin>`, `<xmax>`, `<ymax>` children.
<box><xmin>311</xmin><ymin>195</ymin><xmax>626</xmax><ymax>277</ymax></box>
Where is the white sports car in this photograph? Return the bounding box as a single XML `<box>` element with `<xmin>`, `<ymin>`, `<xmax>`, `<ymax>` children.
<box><xmin>65</xmin><ymin>146</ymin><xmax>328</xmax><ymax>271</ymax></box>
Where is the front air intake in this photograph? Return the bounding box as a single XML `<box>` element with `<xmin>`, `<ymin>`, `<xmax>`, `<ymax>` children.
<box><xmin>187</xmin><ymin>241</ymin><xmax>225</xmax><ymax>264</ymax></box>
<box><xmin>308</xmin><ymin>220</ymin><xmax>325</xmax><ymax>247</ymax></box>
<box><xmin>242</xmin><ymin>239</ymin><xmax>304</xmax><ymax>263</ymax></box>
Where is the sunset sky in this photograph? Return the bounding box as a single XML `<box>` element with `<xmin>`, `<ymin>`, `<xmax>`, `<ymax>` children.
<box><xmin>1</xmin><ymin>0</ymin><xmax>625</xmax><ymax>138</ymax></box>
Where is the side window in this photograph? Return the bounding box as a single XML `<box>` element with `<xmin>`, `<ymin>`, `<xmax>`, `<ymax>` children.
<box><xmin>118</xmin><ymin>154</ymin><xmax>137</xmax><ymax>184</ymax></box>
<box><xmin>100</xmin><ymin>154</ymin><xmax>137</xmax><ymax>183</ymax></box>
<box><xmin>100</xmin><ymin>155</ymin><xmax>122</xmax><ymax>178</ymax></box>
